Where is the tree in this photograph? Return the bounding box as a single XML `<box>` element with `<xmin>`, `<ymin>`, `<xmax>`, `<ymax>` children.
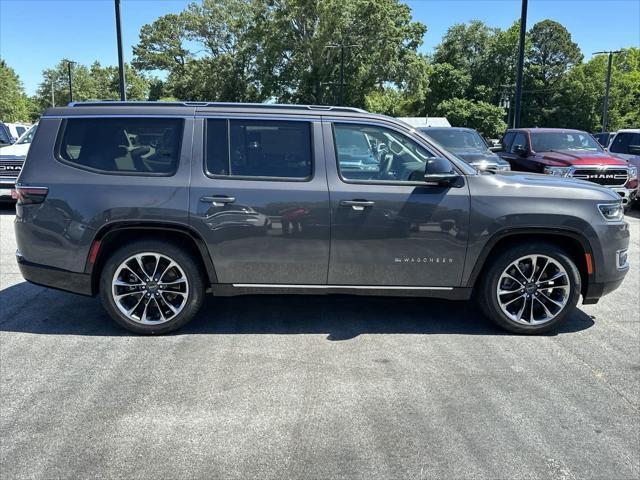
<box><xmin>133</xmin><ymin>0</ymin><xmax>263</xmax><ymax>102</ymax></box>
<box><xmin>424</xmin><ymin>63</ymin><xmax>470</xmax><ymax>113</ymax></box>
<box><xmin>132</xmin><ymin>0</ymin><xmax>428</xmax><ymax>107</ymax></box>
<box><xmin>251</xmin><ymin>0</ymin><xmax>427</xmax><ymax>106</ymax></box>
<box><xmin>522</xmin><ymin>20</ymin><xmax>583</xmax><ymax>126</ymax></box>
<box><xmin>436</xmin><ymin>98</ymin><xmax>506</xmax><ymax>138</ymax></box>
<box><xmin>0</xmin><ymin>59</ymin><xmax>32</xmax><ymax>122</ymax></box>
<box><xmin>35</xmin><ymin>60</ymin><xmax>151</xmax><ymax>109</ymax></box>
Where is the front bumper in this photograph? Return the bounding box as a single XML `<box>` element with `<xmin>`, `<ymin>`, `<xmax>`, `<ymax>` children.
<box><xmin>0</xmin><ymin>177</ymin><xmax>16</xmax><ymax>199</ymax></box>
<box><xmin>17</xmin><ymin>252</ymin><xmax>93</xmax><ymax>296</ymax></box>
<box><xmin>583</xmin><ymin>221</ymin><xmax>630</xmax><ymax>304</ymax></box>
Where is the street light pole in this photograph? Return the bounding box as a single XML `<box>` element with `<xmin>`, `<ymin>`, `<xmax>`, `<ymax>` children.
<box><xmin>49</xmin><ymin>73</ymin><xmax>55</xmax><ymax>107</ymax></box>
<box><xmin>67</xmin><ymin>61</ymin><xmax>76</xmax><ymax>103</ymax></box>
<box><xmin>114</xmin><ymin>0</ymin><xmax>127</xmax><ymax>101</ymax></box>
<box><xmin>593</xmin><ymin>50</ymin><xmax>621</xmax><ymax>132</ymax></box>
<box><xmin>325</xmin><ymin>43</ymin><xmax>359</xmax><ymax>106</ymax></box>
<box><xmin>513</xmin><ymin>0</ymin><xmax>528</xmax><ymax>128</ymax></box>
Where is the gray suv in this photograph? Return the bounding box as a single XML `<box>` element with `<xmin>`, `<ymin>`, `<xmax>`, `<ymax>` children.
<box><xmin>14</xmin><ymin>102</ymin><xmax>630</xmax><ymax>335</ymax></box>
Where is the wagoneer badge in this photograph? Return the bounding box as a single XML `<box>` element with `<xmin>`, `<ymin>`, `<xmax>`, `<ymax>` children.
<box><xmin>394</xmin><ymin>257</ymin><xmax>454</xmax><ymax>263</ymax></box>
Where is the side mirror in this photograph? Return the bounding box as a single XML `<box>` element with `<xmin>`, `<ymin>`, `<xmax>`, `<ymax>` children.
<box><xmin>628</xmin><ymin>145</ymin><xmax>640</xmax><ymax>155</ymax></box>
<box><xmin>424</xmin><ymin>157</ymin><xmax>461</xmax><ymax>186</ymax></box>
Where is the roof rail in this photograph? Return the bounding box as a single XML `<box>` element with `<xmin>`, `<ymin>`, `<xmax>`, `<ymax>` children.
<box><xmin>68</xmin><ymin>101</ymin><xmax>367</xmax><ymax>113</ymax></box>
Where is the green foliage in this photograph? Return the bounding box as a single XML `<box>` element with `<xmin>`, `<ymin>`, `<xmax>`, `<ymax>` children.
<box><xmin>435</xmin><ymin>98</ymin><xmax>506</xmax><ymax>138</ymax></box>
<box><xmin>6</xmin><ymin>3</ymin><xmax>638</xmax><ymax>132</ymax></box>
<box><xmin>0</xmin><ymin>59</ymin><xmax>33</xmax><ymax>122</ymax></box>
<box><xmin>132</xmin><ymin>0</ymin><xmax>428</xmax><ymax>106</ymax></box>
<box><xmin>521</xmin><ymin>20</ymin><xmax>583</xmax><ymax>126</ymax></box>
<box><xmin>365</xmin><ymin>88</ymin><xmax>416</xmax><ymax>117</ymax></box>
<box><xmin>35</xmin><ymin>60</ymin><xmax>151</xmax><ymax>110</ymax></box>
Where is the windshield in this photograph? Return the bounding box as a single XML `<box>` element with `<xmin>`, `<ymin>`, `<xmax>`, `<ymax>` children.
<box><xmin>421</xmin><ymin>129</ymin><xmax>487</xmax><ymax>151</ymax></box>
<box><xmin>531</xmin><ymin>131</ymin><xmax>602</xmax><ymax>152</ymax></box>
<box><xmin>0</xmin><ymin>126</ymin><xmax>11</xmax><ymax>145</ymax></box>
<box><xmin>17</xmin><ymin>124</ymin><xmax>37</xmax><ymax>144</ymax></box>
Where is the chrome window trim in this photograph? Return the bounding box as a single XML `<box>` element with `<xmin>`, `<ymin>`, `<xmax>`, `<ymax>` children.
<box><xmin>232</xmin><ymin>284</ymin><xmax>453</xmax><ymax>290</ymax></box>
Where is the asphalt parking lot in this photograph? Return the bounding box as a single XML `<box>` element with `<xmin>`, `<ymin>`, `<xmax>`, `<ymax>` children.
<box><xmin>0</xmin><ymin>204</ymin><xmax>638</xmax><ymax>480</ymax></box>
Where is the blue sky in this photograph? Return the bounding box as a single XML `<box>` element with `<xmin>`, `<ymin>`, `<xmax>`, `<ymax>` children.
<box><xmin>1</xmin><ymin>0</ymin><xmax>639</xmax><ymax>95</ymax></box>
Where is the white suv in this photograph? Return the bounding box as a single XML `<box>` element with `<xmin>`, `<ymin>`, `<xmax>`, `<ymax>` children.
<box><xmin>608</xmin><ymin>129</ymin><xmax>640</xmax><ymax>203</ymax></box>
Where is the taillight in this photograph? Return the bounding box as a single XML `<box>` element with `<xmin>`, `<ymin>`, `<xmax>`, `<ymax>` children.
<box><xmin>13</xmin><ymin>185</ymin><xmax>49</xmax><ymax>205</ymax></box>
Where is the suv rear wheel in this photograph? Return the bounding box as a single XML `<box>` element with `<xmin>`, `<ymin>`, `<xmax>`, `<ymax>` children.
<box><xmin>478</xmin><ymin>243</ymin><xmax>581</xmax><ymax>334</ymax></box>
<box><xmin>99</xmin><ymin>240</ymin><xmax>205</xmax><ymax>334</ymax></box>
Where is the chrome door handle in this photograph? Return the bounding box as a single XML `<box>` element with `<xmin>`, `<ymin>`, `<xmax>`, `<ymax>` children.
<box><xmin>340</xmin><ymin>200</ymin><xmax>375</xmax><ymax>211</ymax></box>
<box><xmin>201</xmin><ymin>195</ymin><xmax>236</xmax><ymax>206</ymax></box>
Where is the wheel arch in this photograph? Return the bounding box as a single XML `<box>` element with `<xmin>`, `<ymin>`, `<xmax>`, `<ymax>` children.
<box><xmin>86</xmin><ymin>221</ymin><xmax>217</xmax><ymax>295</ymax></box>
<box><xmin>467</xmin><ymin>227</ymin><xmax>594</xmax><ymax>297</ymax></box>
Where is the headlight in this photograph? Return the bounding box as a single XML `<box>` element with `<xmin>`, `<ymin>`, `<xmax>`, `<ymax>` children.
<box><xmin>628</xmin><ymin>166</ymin><xmax>638</xmax><ymax>180</ymax></box>
<box><xmin>495</xmin><ymin>164</ymin><xmax>511</xmax><ymax>171</ymax></box>
<box><xmin>598</xmin><ymin>202</ymin><xmax>624</xmax><ymax>221</ymax></box>
<box><xmin>544</xmin><ymin>166</ymin><xmax>571</xmax><ymax>176</ymax></box>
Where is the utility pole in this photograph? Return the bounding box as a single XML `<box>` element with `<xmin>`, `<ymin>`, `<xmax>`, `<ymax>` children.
<box><xmin>513</xmin><ymin>0</ymin><xmax>528</xmax><ymax>128</ymax></box>
<box><xmin>500</xmin><ymin>84</ymin><xmax>515</xmax><ymax>128</ymax></box>
<box><xmin>114</xmin><ymin>0</ymin><xmax>127</xmax><ymax>101</ymax></box>
<box><xmin>593</xmin><ymin>50</ymin><xmax>621</xmax><ymax>132</ymax></box>
<box><xmin>325</xmin><ymin>43</ymin><xmax>359</xmax><ymax>105</ymax></box>
<box><xmin>67</xmin><ymin>61</ymin><xmax>76</xmax><ymax>103</ymax></box>
<box><xmin>49</xmin><ymin>73</ymin><xmax>55</xmax><ymax>107</ymax></box>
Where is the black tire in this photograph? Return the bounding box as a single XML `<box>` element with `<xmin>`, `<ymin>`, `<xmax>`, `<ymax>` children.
<box><xmin>477</xmin><ymin>242</ymin><xmax>581</xmax><ymax>334</ymax></box>
<box><xmin>99</xmin><ymin>240</ymin><xmax>205</xmax><ymax>335</ymax></box>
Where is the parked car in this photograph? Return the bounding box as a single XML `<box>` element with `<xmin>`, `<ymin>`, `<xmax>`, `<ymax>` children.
<box><xmin>418</xmin><ymin>127</ymin><xmax>511</xmax><ymax>171</ymax></box>
<box><xmin>14</xmin><ymin>102</ymin><xmax>629</xmax><ymax>335</ymax></box>
<box><xmin>497</xmin><ymin>128</ymin><xmax>638</xmax><ymax>207</ymax></box>
<box><xmin>593</xmin><ymin>132</ymin><xmax>615</xmax><ymax>148</ymax></box>
<box><xmin>0</xmin><ymin>122</ymin><xmax>14</xmax><ymax>146</ymax></box>
<box><xmin>0</xmin><ymin>124</ymin><xmax>37</xmax><ymax>202</ymax></box>
<box><xmin>4</xmin><ymin>123</ymin><xmax>29</xmax><ymax>142</ymax></box>
<box><xmin>608</xmin><ymin>129</ymin><xmax>640</xmax><ymax>204</ymax></box>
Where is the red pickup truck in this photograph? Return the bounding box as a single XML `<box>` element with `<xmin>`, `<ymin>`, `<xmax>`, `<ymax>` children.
<box><xmin>498</xmin><ymin>128</ymin><xmax>638</xmax><ymax>207</ymax></box>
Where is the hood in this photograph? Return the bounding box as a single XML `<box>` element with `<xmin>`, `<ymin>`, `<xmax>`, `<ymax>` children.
<box><xmin>484</xmin><ymin>170</ymin><xmax>621</xmax><ymax>201</ymax></box>
<box><xmin>0</xmin><ymin>142</ymin><xmax>29</xmax><ymax>159</ymax></box>
<box><xmin>538</xmin><ymin>150</ymin><xmax>628</xmax><ymax>167</ymax></box>
<box><xmin>452</xmin><ymin>150</ymin><xmax>509</xmax><ymax>170</ymax></box>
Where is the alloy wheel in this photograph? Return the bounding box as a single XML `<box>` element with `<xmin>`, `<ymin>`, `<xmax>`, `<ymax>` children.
<box><xmin>496</xmin><ymin>254</ymin><xmax>570</xmax><ymax>326</ymax></box>
<box><xmin>111</xmin><ymin>252</ymin><xmax>189</xmax><ymax>325</ymax></box>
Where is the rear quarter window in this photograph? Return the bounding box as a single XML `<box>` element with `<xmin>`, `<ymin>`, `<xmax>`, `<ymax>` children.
<box><xmin>56</xmin><ymin>117</ymin><xmax>184</xmax><ymax>175</ymax></box>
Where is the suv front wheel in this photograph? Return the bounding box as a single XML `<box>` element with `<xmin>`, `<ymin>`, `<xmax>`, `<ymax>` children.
<box><xmin>99</xmin><ymin>240</ymin><xmax>205</xmax><ymax>334</ymax></box>
<box><xmin>478</xmin><ymin>243</ymin><xmax>581</xmax><ymax>334</ymax></box>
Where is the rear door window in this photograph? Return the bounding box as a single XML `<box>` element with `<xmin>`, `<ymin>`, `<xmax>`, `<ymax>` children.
<box><xmin>205</xmin><ymin>119</ymin><xmax>313</xmax><ymax>180</ymax></box>
<box><xmin>57</xmin><ymin>118</ymin><xmax>183</xmax><ymax>175</ymax></box>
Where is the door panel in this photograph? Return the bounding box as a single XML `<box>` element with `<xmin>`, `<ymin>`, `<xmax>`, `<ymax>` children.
<box><xmin>324</xmin><ymin>120</ymin><xmax>470</xmax><ymax>287</ymax></box>
<box><xmin>189</xmin><ymin>117</ymin><xmax>330</xmax><ymax>284</ymax></box>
